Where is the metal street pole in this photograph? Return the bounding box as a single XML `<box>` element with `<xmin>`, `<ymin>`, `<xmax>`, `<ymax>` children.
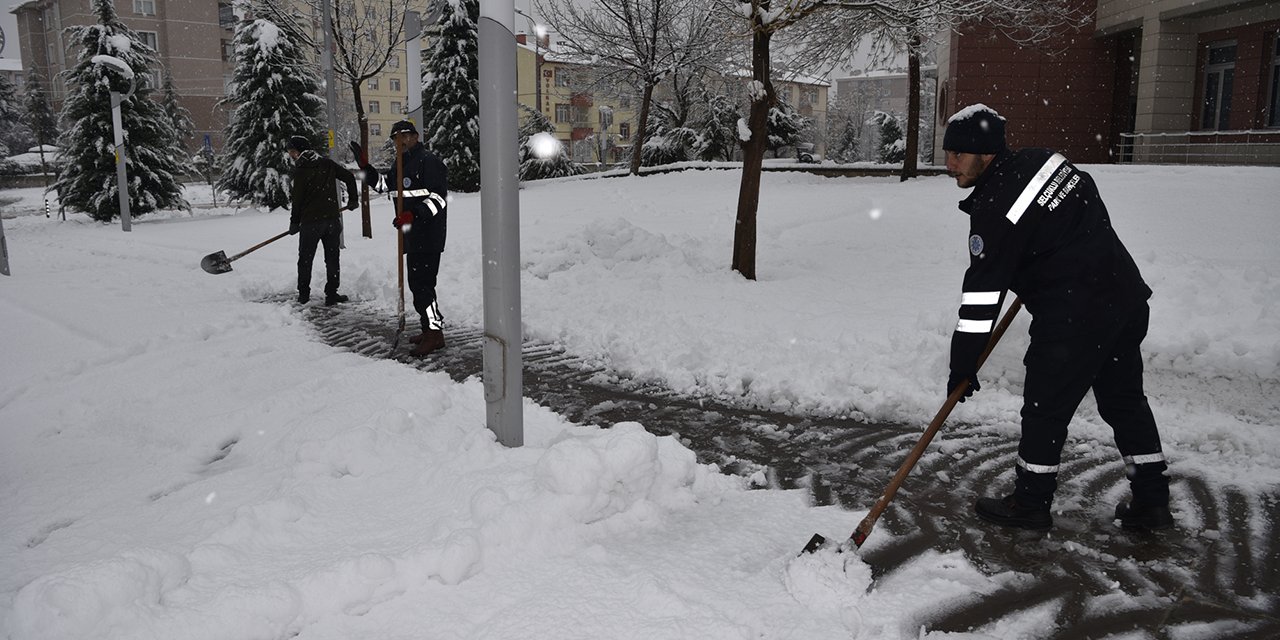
<box><xmin>513</xmin><ymin>8</ymin><xmax>541</xmax><ymax>112</ymax></box>
<box><xmin>104</xmin><ymin>68</ymin><xmax>136</xmax><ymax>233</ymax></box>
<box><xmin>479</xmin><ymin>0</ymin><xmax>523</xmax><ymax>447</ymax></box>
<box><xmin>405</xmin><ymin>11</ymin><xmax>423</xmax><ymax>127</ymax></box>
<box><xmin>321</xmin><ymin>0</ymin><xmax>339</xmax><ymax>159</ymax></box>
<box><xmin>0</xmin><ymin>213</ymin><xmax>10</xmax><ymax>276</ymax></box>
<box><xmin>110</xmin><ymin>90</ymin><xmax>131</xmax><ymax>232</ymax></box>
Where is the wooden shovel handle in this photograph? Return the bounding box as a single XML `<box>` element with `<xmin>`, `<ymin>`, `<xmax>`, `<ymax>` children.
<box><xmin>851</xmin><ymin>297</ymin><xmax>1024</xmax><ymax>548</ymax></box>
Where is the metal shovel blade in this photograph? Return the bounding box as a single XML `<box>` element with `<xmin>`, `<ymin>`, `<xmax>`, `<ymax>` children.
<box><xmin>201</xmin><ymin>250</ymin><xmax>233</xmax><ymax>274</ymax></box>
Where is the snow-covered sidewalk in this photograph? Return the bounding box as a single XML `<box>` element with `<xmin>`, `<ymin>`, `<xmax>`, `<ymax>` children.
<box><xmin>2</xmin><ymin>164</ymin><xmax>1277</xmax><ymax>639</ymax></box>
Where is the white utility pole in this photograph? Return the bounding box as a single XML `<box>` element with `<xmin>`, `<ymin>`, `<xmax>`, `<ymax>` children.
<box><xmin>478</xmin><ymin>0</ymin><xmax>523</xmax><ymax>447</ymax></box>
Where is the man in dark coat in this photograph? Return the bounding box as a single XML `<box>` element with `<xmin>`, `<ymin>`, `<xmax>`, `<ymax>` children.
<box><xmin>351</xmin><ymin>120</ymin><xmax>449</xmax><ymax>356</ymax></box>
<box><xmin>287</xmin><ymin>135</ymin><xmax>359</xmax><ymax>305</ymax></box>
<box><xmin>941</xmin><ymin>104</ymin><xmax>1173</xmax><ymax>533</ymax></box>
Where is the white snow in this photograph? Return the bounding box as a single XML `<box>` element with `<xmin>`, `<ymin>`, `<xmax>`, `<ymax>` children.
<box><xmin>948</xmin><ymin>103</ymin><xmax>1005</xmax><ymax>124</ymax></box>
<box><xmin>1</xmin><ymin>162</ymin><xmax>1278</xmax><ymax>639</ymax></box>
<box><xmin>89</xmin><ymin>54</ymin><xmax>135</xmax><ymax>80</ymax></box>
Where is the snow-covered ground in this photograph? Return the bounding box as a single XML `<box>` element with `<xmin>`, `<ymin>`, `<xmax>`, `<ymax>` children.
<box><xmin>1</xmin><ymin>164</ymin><xmax>1277</xmax><ymax>639</ymax></box>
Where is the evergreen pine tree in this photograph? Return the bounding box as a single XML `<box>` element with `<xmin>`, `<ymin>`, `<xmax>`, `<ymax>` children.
<box><xmin>641</xmin><ymin>110</ymin><xmax>696</xmax><ymax>167</ymax></box>
<box><xmin>518</xmin><ymin>104</ymin><xmax>580</xmax><ymax>180</ymax></box>
<box><xmin>0</xmin><ymin>73</ymin><xmax>31</xmax><ymax>157</ymax></box>
<box><xmin>23</xmin><ymin>68</ymin><xmax>59</xmax><ymax>180</ymax></box>
<box><xmin>421</xmin><ymin>0</ymin><xmax>480</xmax><ymax>192</ymax></box>
<box><xmin>831</xmin><ymin>115</ymin><xmax>862</xmax><ymax>163</ymax></box>
<box><xmin>161</xmin><ymin>71</ymin><xmax>196</xmax><ymax>156</ymax></box>
<box><xmin>766</xmin><ymin>101</ymin><xmax>809</xmax><ymax>158</ymax></box>
<box><xmin>54</xmin><ymin>0</ymin><xmax>186</xmax><ymax>221</ymax></box>
<box><xmin>694</xmin><ymin>92</ymin><xmax>739</xmax><ymax>162</ymax></box>
<box><xmin>23</xmin><ymin>68</ymin><xmax>59</xmax><ymax>149</ymax></box>
<box><xmin>873</xmin><ymin>111</ymin><xmax>906</xmax><ymax>164</ymax></box>
<box><xmin>218</xmin><ymin>15</ymin><xmax>324</xmax><ymax>210</ymax></box>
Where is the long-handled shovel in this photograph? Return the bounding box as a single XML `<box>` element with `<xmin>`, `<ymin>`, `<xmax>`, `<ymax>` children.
<box><xmin>200</xmin><ymin>231</ymin><xmax>290</xmax><ymax>275</ymax></box>
<box><xmin>388</xmin><ymin>137</ymin><xmax>408</xmax><ymax>354</ymax></box>
<box><xmin>802</xmin><ymin>297</ymin><xmax>1024</xmax><ymax>554</ymax></box>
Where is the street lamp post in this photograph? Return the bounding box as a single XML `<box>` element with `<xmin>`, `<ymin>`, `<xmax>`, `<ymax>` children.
<box><xmin>513</xmin><ymin>8</ymin><xmax>543</xmax><ymax>112</ymax></box>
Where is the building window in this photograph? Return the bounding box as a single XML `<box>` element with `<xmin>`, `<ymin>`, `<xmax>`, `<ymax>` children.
<box><xmin>138</xmin><ymin>31</ymin><xmax>158</xmax><ymax>52</ymax></box>
<box><xmin>1269</xmin><ymin>34</ymin><xmax>1280</xmax><ymax>127</ymax></box>
<box><xmin>221</xmin><ymin>39</ymin><xmax>234</xmax><ymax>62</ymax></box>
<box><xmin>1202</xmin><ymin>40</ymin><xmax>1236</xmax><ymax>130</ymax></box>
<box><xmin>555</xmin><ymin>70</ymin><xmax>571</xmax><ymax>87</ymax></box>
<box><xmin>368</xmin><ymin>101</ymin><xmax>380</xmax><ymax>114</ymax></box>
<box><xmin>218</xmin><ymin>2</ymin><xmax>235</xmax><ymax>29</ymax></box>
<box><xmin>619</xmin><ymin>122</ymin><xmax>630</xmax><ymax>140</ymax></box>
<box><xmin>370</xmin><ymin>123</ymin><xmax>382</xmax><ymax>137</ymax></box>
<box><xmin>368</xmin><ymin>77</ymin><xmax>379</xmax><ymax>90</ymax></box>
<box><xmin>391</xmin><ymin>101</ymin><xmax>402</xmax><ymax>114</ymax></box>
<box><xmin>802</xmin><ymin>87</ymin><xmax>818</xmax><ymax>105</ymax></box>
<box><xmin>134</xmin><ymin>0</ymin><xmax>156</xmax><ymax>16</ymax></box>
<box><xmin>554</xmin><ymin>103</ymin><xmax>571</xmax><ymax>123</ymax></box>
<box><xmin>390</xmin><ymin>78</ymin><xmax>401</xmax><ymax>92</ymax></box>
<box><xmin>389</xmin><ymin>55</ymin><xmax>400</xmax><ymax>69</ymax></box>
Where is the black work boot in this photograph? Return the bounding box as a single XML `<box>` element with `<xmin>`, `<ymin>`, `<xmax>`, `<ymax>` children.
<box><xmin>1114</xmin><ymin>502</ymin><xmax>1174</xmax><ymax>532</ymax></box>
<box><xmin>975</xmin><ymin>494</ymin><xmax>1053</xmax><ymax>531</ymax></box>
<box><xmin>324</xmin><ymin>293</ymin><xmax>349</xmax><ymax>306</ymax></box>
<box><xmin>409</xmin><ymin>329</ymin><xmax>445</xmax><ymax>356</ymax></box>
<box><xmin>298</xmin><ymin>289</ymin><xmax>310</xmax><ymax>304</ymax></box>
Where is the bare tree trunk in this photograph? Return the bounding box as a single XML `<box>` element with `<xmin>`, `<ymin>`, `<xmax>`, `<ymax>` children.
<box><xmin>351</xmin><ymin>79</ymin><xmax>372</xmax><ymax>238</ymax></box>
<box><xmin>629</xmin><ymin>81</ymin><xmax>655</xmax><ymax>175</ymax></box>
<box><xmin>732</xmin><ymin>26</ymin><xmax>773</xmax><ymax>281</ymax></box>
<box><xmin>901</xmin><ymin>34</ymin><xmax>921</xmax><ymax>182</ymax></box>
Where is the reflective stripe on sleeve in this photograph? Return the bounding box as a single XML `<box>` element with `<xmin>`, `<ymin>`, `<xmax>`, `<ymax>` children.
<box><xmin>961</xmin><ymin>291</ymin><xmax>1001</xmax><ymax>306</ymax></box>
<box><xmin>956</xmin><ymin>319</ymin><xmax>994</xmax><ymax>333</ymax></box>
<box><xmin>1006</xmin><ymin>153</ymin><xmax>1066</xmax><ymax>224</ymax></box>
<box><xmin>1017</xmin><ymin>457</ymin><xmax>1060</xmax><ymax>474</ymax></box>
<box><xmin>1123</xmin><ymin>452</ymin><xmax>1166</xmax><ymax>465</ymax></box>
<box><xmin>402</xmin><ymin>189</ymin><xmax>435</xmax><ymax>197</ymax></box>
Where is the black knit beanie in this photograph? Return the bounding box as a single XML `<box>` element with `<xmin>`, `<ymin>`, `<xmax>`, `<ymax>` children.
<box><xmin>942</xmin><ymin>104</ymin><xmax>1006</xmax><ymax>154</ymax></box>
<box><xmin>286</xmin><ymin>135</ymin><xmax>311</xmax><ymax>152</ymax></box>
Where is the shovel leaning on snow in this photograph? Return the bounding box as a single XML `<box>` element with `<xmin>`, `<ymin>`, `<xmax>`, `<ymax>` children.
<box><xmin>802</xmin><ymin>297</ymin><xmax>1024</xmax><ymax>555</ymax></box>
<box><xmin>200</xmin><ymin>231</ymin><xmax>291</xmax><ymax>275</ymax></box>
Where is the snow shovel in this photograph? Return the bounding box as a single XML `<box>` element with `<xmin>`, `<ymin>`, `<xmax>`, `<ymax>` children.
<box><xmin>802</xmin><ymin>297</ymin><xmax>1024</xmax><ymax>555</ymax></box>
<box><xmin>388</xmin><ymin>137</ymin><xmax>408</xmax><ymax>354</ymax></box>
<box><xmin>200</xmin><ymin>231</ymin><xmax>290</xmax><ymax>275</ymax></box>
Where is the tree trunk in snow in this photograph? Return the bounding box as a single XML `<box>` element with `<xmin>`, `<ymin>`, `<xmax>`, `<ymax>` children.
<box><xmin>630</xmin><ymin>81</ymin><xmax>656</xmax><ymax>176</ymax></box>
<box><xmin>732</xmin><ymin>26</ymin><xmax>773</xmax><ymax>281</ymax></box>
<box><xmin>351</xmin><ymin>79</ymin><xmax>372</xmax><ymax>238</ymax></box>
<box><xmin>900</xmin><ymin>33</ymin><xmax>921</xmax><ymax>182</ymax></box>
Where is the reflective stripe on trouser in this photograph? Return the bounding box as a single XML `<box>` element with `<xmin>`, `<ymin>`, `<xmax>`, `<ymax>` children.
<box><xmin>1015</xmin><ymin>302</ymin><xmax>1168</xmax><ymax>509</ymax></box>
<box><xmin>407</xmin><ymin>248</ymin><xmax>443</xmax><ymax>332</ymax></box>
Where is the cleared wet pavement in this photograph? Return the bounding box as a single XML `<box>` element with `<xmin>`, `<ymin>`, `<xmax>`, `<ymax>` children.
<box><xmin>287</xmin><ymin>297</ymin><xmax>1280</xmax><ymax>638</ymax></box>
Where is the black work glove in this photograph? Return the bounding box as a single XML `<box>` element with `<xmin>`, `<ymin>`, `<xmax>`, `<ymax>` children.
<box><xmin>948</xmin><ymin>329</ymin><xmax>987</xmax><ymax>402</ymax></box>
<box><xmin>288</xmin><ymin>222</ymin><xmax>300</xmax><ymax>235</ymax></box>
<box><xmin>348</xmin><ymin>140</ymin><xmax>367</xmax><ymax>166</ymax></box>
<box><xmin>947</xmin><ymin>371</ymin><xmax>980</xmax><ymax>402</ymax></box>
<box><xmin>345</xmin><ymin>198</ymin><xmax>359</xmax><ymax>211</ymax></box>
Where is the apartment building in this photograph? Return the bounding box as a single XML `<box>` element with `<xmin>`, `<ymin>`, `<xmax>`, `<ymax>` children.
<box><xmin>12</xmin><ymin>0</ymin><xmax>237</xmax><ymax>151</ymax></box>
<box><xmin>933</xmin><ymin>0</ymin><xmax>1280</xmax><ymax>165</ymax></box>
<box><xmin>11</xmin><ymin>0</ymin><xmax>428</xmax><ymax>154</ymax></box>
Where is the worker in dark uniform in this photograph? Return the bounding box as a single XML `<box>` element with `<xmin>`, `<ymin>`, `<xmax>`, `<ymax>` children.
<box><xmin>351</xmin><ymin>120</ymin><xmax>449</xmax><ymax>356</ymax></box>
<box><xmin>941</xmin><ymin>104</ymin><xmax>1172</xmax><ymax>532</ymax></box>
<box><xmin>287</xmin><ymin>135</ymin><xmax>359</xmax><ymax>305</ymax></box>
